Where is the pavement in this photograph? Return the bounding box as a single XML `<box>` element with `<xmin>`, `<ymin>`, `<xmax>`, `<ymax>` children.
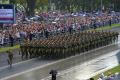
<box><xmin>0</xmin><ymin>26</ymin><xmax>120</xmax><ymax>80</ymax></box>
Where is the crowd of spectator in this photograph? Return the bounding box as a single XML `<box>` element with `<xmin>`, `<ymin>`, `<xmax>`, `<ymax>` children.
<box><xmin>0</xmin><ymin>11</ymin><xmax>120</xmax><ymax>46</ymax></box>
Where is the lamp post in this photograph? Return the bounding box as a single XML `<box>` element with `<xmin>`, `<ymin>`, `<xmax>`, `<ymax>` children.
<box><xmin>48</xmin><ymin>0</ymin><xmax>51</xmax><ymax>10</ymax></box>
<box><xmin>101</xmin><ymin>0</ymin><xmax>103</xmax><ymax>13</ymax></box>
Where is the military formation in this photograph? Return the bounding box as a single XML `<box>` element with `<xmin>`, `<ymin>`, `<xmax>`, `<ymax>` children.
<box><xmin>20</xmin><ymin>31</ymin><xmax>119</xmax><ymax>59</ymax></box>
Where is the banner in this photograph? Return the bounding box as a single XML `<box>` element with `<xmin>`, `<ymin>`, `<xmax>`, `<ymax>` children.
<box><xmin>0</xmin><ymin>4</ymin><xmax>15</xmax><ymax>24</ymax></box>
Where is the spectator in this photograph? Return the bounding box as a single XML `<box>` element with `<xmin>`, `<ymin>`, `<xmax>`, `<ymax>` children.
<box><xmin>44</xmin><ymin>29</ymin><xmax>49</xmax><ymax>38</ymax></box>
<box><xmin>9</xmin><ymin>34</ymin><xmax>14</xmax><ymax>47</ymax></box>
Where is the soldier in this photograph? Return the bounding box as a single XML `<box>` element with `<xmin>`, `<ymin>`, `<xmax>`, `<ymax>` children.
<box><xmin>29</xmin><ymin>46</ymin><xmax>33</xmax><ymax>58</ymax></box>
<box><xmin>114</xmin><ymin>32</ymin><xmax>119</xmax><ymax>42</ymax></box>
<box><xmin>49</xmin><ymin>69</ymin><xmax>58</xmax><ymax>80</ymax></box>
<box><xmin>85</xmin><ymin>39</ymin><xmax>90</xmax><ymax>51</ymax></box>
<box><xmin>7</xmin><ymin>49</ymin><xmax>13</xmax><ymax>68</ymax></box>
<box><xmin>24</xmin><ymin>44</ymin><xmax>29</xmax><ymax>59</ymax></box>
<box><xmin>21</xmin><ymin>30</ymin><xmax>118</xmax><ymax>60</ymax></box>
<box><xmin>20</xmin><ymin>45</ymin><xmax>25</xmax><ymax>60</ymax></box>
<box><xmin>89</xmin><ymin>78</ymin><xmax>94</xmax><ymax>80</ymax></box>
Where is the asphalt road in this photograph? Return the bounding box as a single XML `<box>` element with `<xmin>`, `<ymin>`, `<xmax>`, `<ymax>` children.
<box><xmin>0</xmin><ymin>26</ymin><xmax>120</xmax><ymax>80</ymax></box>
<box><xmin>0</xmin><ymin>26</ymin><xmax>120</xmax><ymax>68</ymax></box>
<box><xmin>1</xmin><ymin>37</ymin><xmax>120</xmax><ymax>80</ymax></box>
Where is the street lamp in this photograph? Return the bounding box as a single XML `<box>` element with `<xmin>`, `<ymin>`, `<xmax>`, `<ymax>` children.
<box><xmin>101</xmin><ymin>0</ymin><xmax>103</xmax><ymax>13</ymax></box>
<box><xmin>48</xmin><ymin>0</ymin><xmax>51</xmax><ymax>10</ymax></box>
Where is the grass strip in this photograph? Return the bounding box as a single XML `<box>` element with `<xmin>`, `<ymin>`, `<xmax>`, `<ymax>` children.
<box><xmin>93</xmin><ymin>65</ymin><xmax>120</xmax><ymax>80</ymax></box>
<box><xmin>0</xmin><ymin>45</ymin><xmax>20</xmax><ymax>53</ymax></box>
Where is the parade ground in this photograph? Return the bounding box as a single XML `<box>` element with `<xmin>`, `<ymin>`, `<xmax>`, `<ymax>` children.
<box><xmin>0</xmin><ymin>27</ymin><xmax>120</xmax><ymax>80</ymax></box>
<box><xmin>0</xmin><ymin>0</ymin><xmax>120</xmax><ymax>80</ymax></box>
<box><xmin>0</xmin><ymin>38</ymin><xmax>120</xmax><ymax>80</ymax></box>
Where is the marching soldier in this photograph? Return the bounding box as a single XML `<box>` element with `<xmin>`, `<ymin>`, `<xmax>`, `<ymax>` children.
<box><xmin>7</xmin><ymin>49</ymin><xmax>13</xmax><ymax>68</ymax></box>
<box><xmin>49</xmin><ymin>69</ymin><xmax>58</xmax><ymax>80</ymax></box>
<box><xmin>20</xmin><ymin>30</ymin><xmax>118</xmax><ymax>59</ymax></box>
<box><xmin>20</xmin><ymin>45</ymin><xmax>25</xmax><ymax>60</ymax></box>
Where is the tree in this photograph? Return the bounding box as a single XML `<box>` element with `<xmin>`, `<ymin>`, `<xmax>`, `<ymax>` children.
<box><xmin>36</xmin><ymin>0</ymin><xmax>48</xmax><ymax>11</ymax></box>
<box><xmin>26</xmin><ymin>0</ymin><xmax>37</xmax><ymax>16</ymax></box>
<box><xmin>10</xmin><ymin>0</ymin><xmax>120</xmax><ymax>14</ymax></box>
<box><xmin>9</xmin><ymin>0</ymin><xmax>16</xmax><ymax>4</ymax></box>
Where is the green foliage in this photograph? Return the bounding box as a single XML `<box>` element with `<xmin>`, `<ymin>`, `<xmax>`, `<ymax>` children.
<box><xmin>51</xmin><ymin>0</ymin><xmax>120</xmax><ymax>12</ymax></box>
<box><xmin>0</xmin><ymin>45</ymin><xmax>20</xmax><ymax>53</ymax></box>
<box><xmin>9</xmin><ymin>0</ymin><xmax>120</xmax><ymax>15</ymax></box>
<box><xmin>94</xmin><ymin>65</ymin><xmax>120</xmax><ymax>80</ymax></box>
<box><xmin>36</xmin><ymin>0</ymin><xmax>48</xmax><ymax>11</ymax></box>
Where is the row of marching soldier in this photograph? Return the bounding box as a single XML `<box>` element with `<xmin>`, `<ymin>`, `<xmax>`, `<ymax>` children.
<box><xmin>20</xmin><ymin>30</ymin><xmax>119</xmax><ymax>59</ymax></box>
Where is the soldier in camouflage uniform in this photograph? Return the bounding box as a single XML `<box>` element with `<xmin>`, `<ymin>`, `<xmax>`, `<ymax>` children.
<box><xmin>20</xmin><ymin>30</ymin><xmax>119</xmax><ymax>59</ymax></box>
